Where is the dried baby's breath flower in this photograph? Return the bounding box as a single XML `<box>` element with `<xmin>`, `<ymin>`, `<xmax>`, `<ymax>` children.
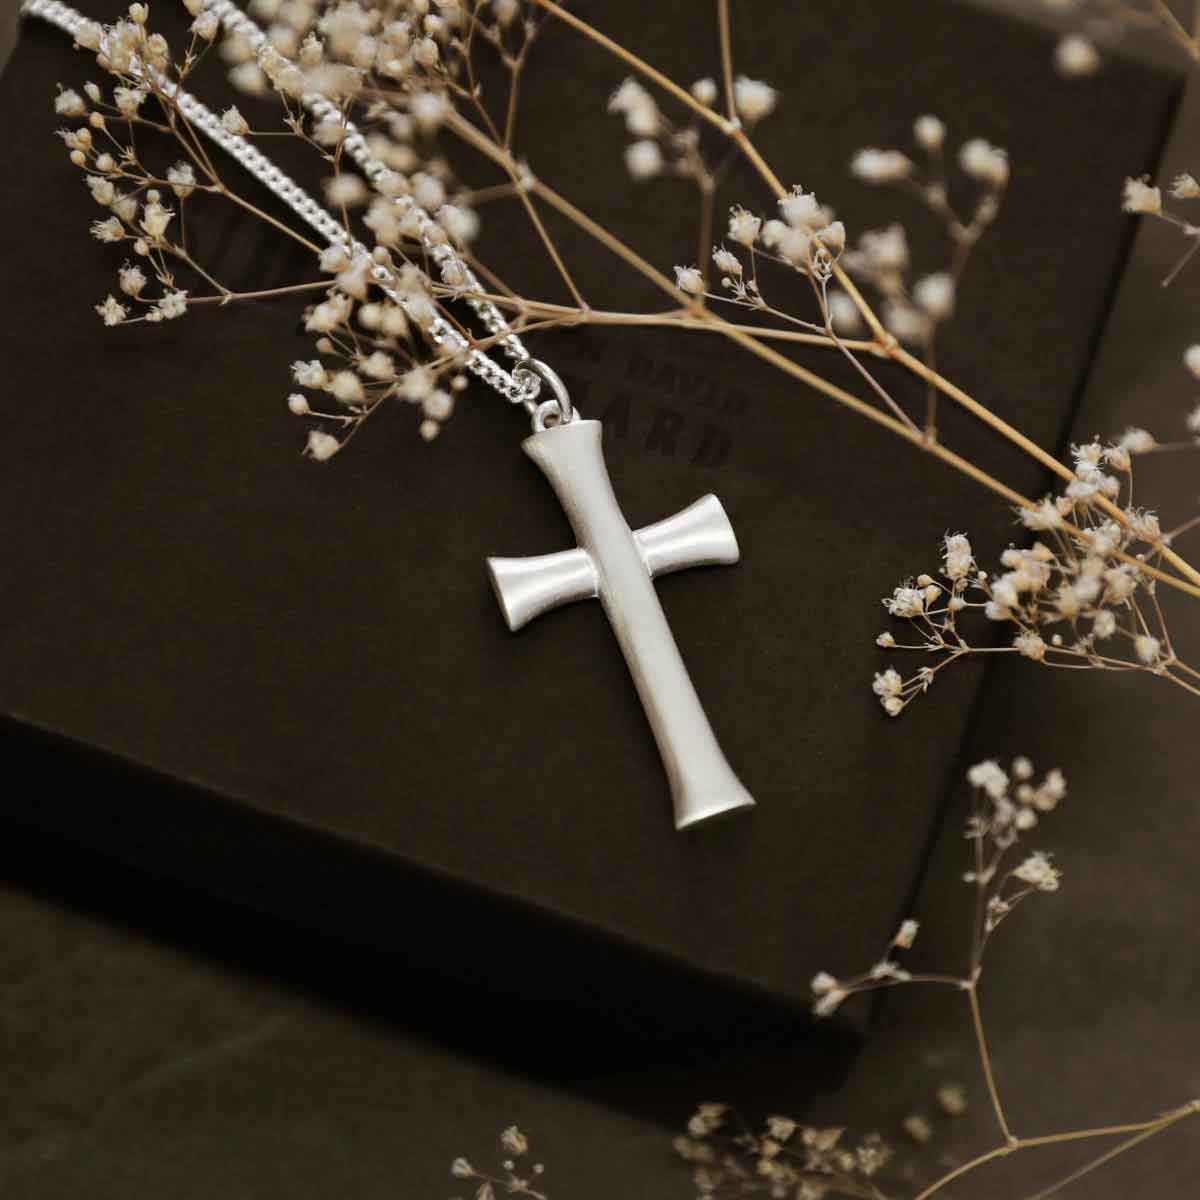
<box><xmin>113</xmin><ymin>85</ymin><xmax>146</xmax><ymax>116</ymax></box>
<box><xmin>1055</xmin><ymin>34</ymin><xmax>1100</xmax><ymax>77</ymax></box>
<box><xmin>118</xmin><ymin>262</ymin><xmax>146</xmax><ymax>295</ymax></box>
<box><xmin>937</xmin><ymin>1083</ymin><xmax>968</xmax><ymax>1116</ymax></box>
<box><xmin>732</xmin><ymin>75</ymin><xmax>777</xmax><ymax>123</ymax></box>
<box><xmin>727</xmin><ymin>206</ymin><xmax>761</xmax><ymax>246</ymax></box>
<box><xmin>850</xmin><ymin>148</ymin><xmax>913</xmax><ymax>184</ymax></box>
<box><xmin>959</xmin><ymin>138</ymin><xmax>1008</xmax><ymax>187</ymax></box>
<box><xmin>305</xmin><ymin>428</ymin><xmax>341</xmax><ymax>461</ymax></box>
<box><xmin>608</xmin><ymin>76</ymin><xmax>659</xmax><ymax>136</ymax></box>
<box><xmin>191</xmin><ymin>8</ymin><xmax>219</xmax><ymax>40</ymax></box>
<box><xmin>827</xmin><ymin>290</ymin><xmax>861</xmax><ymax>333</ymax></box>
<box><xmin>75</xmin><ymin>19</ymin><xmax>103</xmax><ymax>50</ymax></box>
<box><xmin>624</xmin><ymin>139</ymin><xmax>662</xmax><ymax>180</ymax></box>
<box><xmin>140</xmin><ymin>200</ymin><xmax>174</xmax><ymax>241</ymax></box>
<box><xmin>95</xmin><ymin>293</ymin><xmax>127</xmax><ymax>325</ymax></box>
<box><xmin>913</xmin><ymin>272</ymin><xmax>955</xmax><ymax>319</ymax></box>
<box><xmin>167</xmin><ymin>162</ymin><xmax>196</xmax><ymax>198</ymax></box>
<box><xmin>324</xmin><ymin>172</ymin><xmax>368</xmax><ymax>207</ymax></box>
<box><xmin>91</xmin><ymin>216</ymin><xmax>124</xmax><ymax>242</ymax></box>
<box><xmin>914</xmin><ymin>114</ymin><xmax>945</xmax><ymax>151</ymax></box>
<box><xmin>873</xmin><ymin>421</ymin><xmax>1196</xmax><ymax>708</ymax></box>
<box><xmin>87</xmin><ymin>175</ymin><xmax>116</xmax><ymax>205</ymax></box>
<box><xmin>674</xmin><ymin>265</ymin><xmax>704</xmax><ymax>294</ymax></box>
<box><xmin>499</xmin><ymin>1125</ymin><xmax>529</xmax><ymax>1156</ymax></box>
<box><xmin>220</xmin><ymin>105</ymin><xmax>250</xmax><ymax>136</ymax></box>
<box><xmin>1013</xmin><ymin>850</ymin><xmax>1061</xmax><ymax>891</ymax></box>
<box><xmin>1172</xmin><ymin>173</ymin><xmax>1200</xmax><ymax>199</ymax></box>
<box><xmin>55</xmin><ymin>86</ymin><xmax>88</xmax><ymax>117</ymax></box>
<box><xmin>1122</xmin><ymin>176</ymin><xmax>1162</xmax><ymax>215</ymax></box>
<box><xmin>155</xmin><ymin>290</ymin><xmax>188</xmax><ymax>320</ymax></box>
<box><xmin>903</xmin><ymin>1113</ymin><xmax>933</xmax><ymax>1144</ymax></box>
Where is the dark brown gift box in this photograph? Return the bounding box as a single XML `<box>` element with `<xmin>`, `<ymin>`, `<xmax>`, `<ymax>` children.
<box><xmin>0</xmin><ymin>0</ymin><xmax>1180</xmax><ymax>1038</ymax></box>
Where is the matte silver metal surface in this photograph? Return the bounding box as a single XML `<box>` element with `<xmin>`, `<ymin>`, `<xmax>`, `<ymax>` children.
<box><xmin>487</xmin><ymin>420</ymin><xmax>754</xmax><ymax>831</ymax></box>
<box><xmin>516</xmin><ymin>359</ymin><xmax>574</xmax><ymax>427</ymax></box>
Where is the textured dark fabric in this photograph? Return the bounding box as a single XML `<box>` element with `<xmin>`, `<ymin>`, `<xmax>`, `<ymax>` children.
<box><xmin>0</xmin><ymin>0</ymin><xmax>1179</xmax><ymax>1035</ymax></box>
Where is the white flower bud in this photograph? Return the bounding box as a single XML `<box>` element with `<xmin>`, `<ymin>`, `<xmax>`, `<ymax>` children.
<box><xmin>674</xmin><ymin>265</ymin><xmax>704</xmax><ymax>295</ymax></box>
<box><xmin>305</xmin><ymin>429</ymin><xmax>340</xmax><ymax>461</ymax></box>
<box><xmin>76</xmin><ymin>20</ymin><xmax>103</xmax><ymax>49</ymax></box>
<box><xmin>1135</xmin><ymin>634</ymin><xmax>1162</xmax><ymax>664</ymax></box>
<box><xmin>850</xmin><ymin>148</ymin><xmax>913</xmax><ymax>184</ymax></box>
<box><xmin>191</xmin><ymin>9</ymin><xmax>220</xmax><ymax>39</ymax></box>
<box><xmin>1055</xmin><ymin>34</ymin><xmax>1099</xmax><ymax>77</ymax></box>
<box><xmin>624</xmin><ymin>139</ymin><xmax>662</xmax><ymax>181</ymax></box>
<box><xmin>913</xmin><ymin>272</ymin><xmax>955</xmax><ymax>320</ymax></box>
<box><xmin>913</xmin><ymin>115</ymin><xmax>945</xmax><ymax>151</ymax></box>
<box><xmin>331</xmin><ymin>370</ymin><xmax>365</xmax><ymax>405</ymax></box>
<box><xmin>727</xmin><ymin>207</ymin><xmax>761</xmax><ymax>246</ymax></box>
<box><xmin>221</xmin><ymin>106</ymin><xmax>250</xmax><ymax>136</ymax></box>
<box><xmin>1122</xmin><ymin>177</ymin><xmax>1161</xmax><ymax>216</ymax></box>
<box><xmin>733</xmin><ymin>76</ymin><xmax>777</xmax><ymax>123</ymax></box>
<box><xmin>54</xmin><ymin>87</ymin><xmax>87</xmax><ymax>117</ymax></box>
<box><xmin>1171</xmin><ymin>173</ymin><xmax>1200</xmax><ymax>199</ymax></box>
<box><xmin>712</xmin><ymin>247</ymin><xmax>742</xmax><ymax>276</ymax></box>
<box><xmin>118</xmin><ymin>263</ymin><xmax>146</xmax><ymax>296</ymax></box>
<box><xmin>423</xmin><ymin>388</ymin><xmax>454</xmax><ymax>420</ymax></box>
<box><xmin>959</xmin><ymin>138</ymin><xmax>1009</xmax><ymax>188</ymax></box>
<box><xmin>95</xmin><ymin>294</ymin><xmax>128</xmax><ymax>326</ymax></box>
<box><xmin>167</xmin><ymin>162</ymin><xmax>197</xmax><ymax>198</ymax></box>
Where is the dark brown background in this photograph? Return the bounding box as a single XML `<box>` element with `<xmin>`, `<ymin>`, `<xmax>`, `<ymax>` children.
<box><xmin>1</xmin><ymin>1</ymin><xmax>1197</xmax><ymax>1197</ymax></box>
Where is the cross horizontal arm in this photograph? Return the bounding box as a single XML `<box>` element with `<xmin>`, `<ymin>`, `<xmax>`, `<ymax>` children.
<box><xmin>635</xmin><ymin>494</ymin><xmax>740</xmax><ymax>577</ymax></box>
<box><xmin>487</xmin><ymin>547</ymin><xmax>597</xmax><ymax>631</ymax></box>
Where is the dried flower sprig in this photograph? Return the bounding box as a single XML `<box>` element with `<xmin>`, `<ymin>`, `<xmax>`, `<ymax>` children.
<box><xmin>799</xmin><ymin>757</ymin><xmax>1200</xmax><ymax>1200</ymax></box>
<box><xmin>449</xmin><ymin>1125</ymin><xmax>547</xmax><ymax>1200</ymax></box>
<box><xmin>675</xmin><ymin>1107</ymin><xmax>894</xmax><ymax>1200</ymax></box>
<box><xmin>45</xmin><ymin>0</ymin><xmax>1200</xmax><ymax>616</ymax></box>
<box><xmin>1120</xmin><ymin>171</ymin><xmax>1200</xmax><ymax>285</ymax></box>
<box><xmin>848</xmin><ymin>116</ymin><xmax>1007</xmax><ymax>434</ymax></box>
<box><xmin>1047</xmin><ymin>3</ymin><xmax>1200</xmax><ymax>283</ymax></box>
<box><xmin>873</xmin><ymin>352</ymin><xmax>1200</xmax><ymax>715</ymax></box>
<box><xmin>54</xmin><ymin>1</ymin><xmax>571</xmax><ymax>447</ymax></box>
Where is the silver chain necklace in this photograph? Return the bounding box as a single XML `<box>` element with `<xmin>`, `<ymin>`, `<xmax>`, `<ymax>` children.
<box><xmin>25</xmin><ymin>0</ymin><xmax>756</xmax><ymax>830</ymax></box>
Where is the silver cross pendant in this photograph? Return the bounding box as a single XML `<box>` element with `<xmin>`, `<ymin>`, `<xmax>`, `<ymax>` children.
<box><xmin>487</xmin><ymin>389</ymin><xmax>755</xmax><ymax>831</ymax></box>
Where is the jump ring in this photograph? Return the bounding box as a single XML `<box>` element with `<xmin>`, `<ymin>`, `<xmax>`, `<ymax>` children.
<box><xmin>514</xmin><ymin>359</ymin><xmax>573</xmax><ymax>429</ymax></box>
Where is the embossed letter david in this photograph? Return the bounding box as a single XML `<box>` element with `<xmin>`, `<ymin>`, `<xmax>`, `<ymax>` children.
<box><xmin>487</xmin><ymin>418</ymin><xmax>755</xmax><ymax>830</ymax></box>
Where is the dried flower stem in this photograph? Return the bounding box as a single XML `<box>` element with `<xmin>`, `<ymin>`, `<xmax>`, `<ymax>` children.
<box><xmin>446</xmin><ymin>99</ymin><xmax>1200</xmax><ymax>598</ymax></box>
<box><xmin>531</xmin><ymin>0</ymin><xmax>1200</xmax><ymax>597</ymax></box>
<box><xmin>802</xmin><ymin>762</ymin><xmax>1200</xmax><ymax>1200</ymax></box>
<box><xmin>966</xmin><ymin>983</ymin><xmax>1012</xmax><ymax>1143</ymax></box>
<box><xmin>716</xmin><ymin>0</ymin><xmax>736</xmax><ymax>122</ymax></box>
<box><xmin>1148</xmin><ymin>0</ymin><xmax>1200</xmax><ymax>61</ymax></box>
<box><xmin>914</xmin><ymin>1102</ymin><xmax>1199</xmax><ymax>1200</ymax></box>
